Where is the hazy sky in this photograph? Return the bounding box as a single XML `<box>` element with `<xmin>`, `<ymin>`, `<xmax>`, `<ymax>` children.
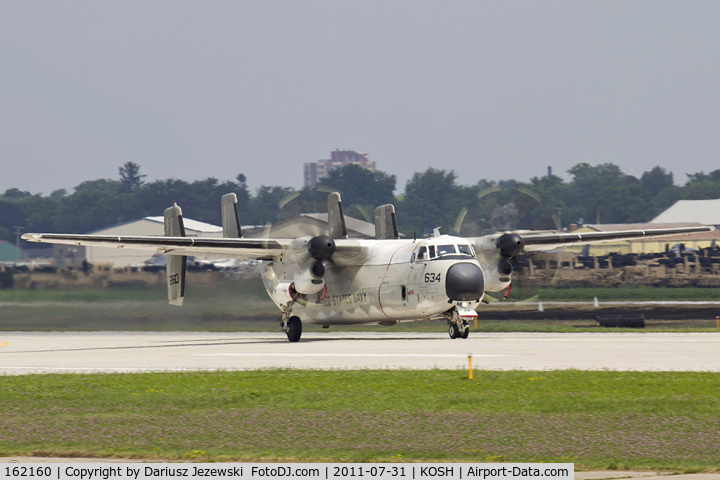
<box><xmin>2</xmin><ymin>1</ymin><xmax>719</xmax><ymax>195</ymax></box>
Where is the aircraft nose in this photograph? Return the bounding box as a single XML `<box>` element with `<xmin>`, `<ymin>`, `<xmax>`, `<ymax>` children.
<box><xmin>445</xmin><ymin>262</ymin><xmax>484</xmax><ymax>301</ymax></box>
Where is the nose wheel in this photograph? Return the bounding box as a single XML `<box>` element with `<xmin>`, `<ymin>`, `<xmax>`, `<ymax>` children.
<box><xmin>448</xmin><ymin>321</ymin><xmax>469</xmax><ymax>339</ymax></box>
<box><xmin>446</xmin><ymin>303</ymin><xmax>476</xmax><ymax>339</ymax></box>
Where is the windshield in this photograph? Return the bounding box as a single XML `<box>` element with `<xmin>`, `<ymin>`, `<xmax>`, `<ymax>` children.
<box><xmin>437</xmin><ymin>245</ymin><xmax>456</xmax><ymax>256</ymax></box>
<box><xmin>417</xmin><ymin>243</ymin><xmax>476</xmax><ymax>261</ymax></box>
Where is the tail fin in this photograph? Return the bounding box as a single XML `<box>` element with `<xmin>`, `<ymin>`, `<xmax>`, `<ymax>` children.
<box><xmin>374</xmin><ymin>204</ymin><xmax>399</xmax><ymax>239</ymax></box>
<box><xmin>221</xmin><ymin>193</ymin><xmax>242</xmax><ymax>238</ymax></box>
<box><xmin>164</xmin><ymin>203</ymin><xmax>187</xmax><ymax>306</ymax></box>
<box><xmin>327</xmin><ymin>192</ymin><xmax>348</xmax><ymax>239</ymax></box>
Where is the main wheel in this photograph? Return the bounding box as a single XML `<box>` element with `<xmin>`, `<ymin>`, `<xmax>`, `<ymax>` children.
<box><xmin>448</xmin><ymin>324</ymin><xmax>459</xmax><ymax>339</ymax></box>
<box><xmin>286</xmin><ymin>316</ymin><xmax>302</xmax><ymax>342</ymax></box>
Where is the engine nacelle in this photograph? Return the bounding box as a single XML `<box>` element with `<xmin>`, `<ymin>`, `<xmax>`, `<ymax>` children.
<box><xmin>272</xmin><ymin>235</ymin><xmax>334</xmax><ymax>299</ymax></box>
<box><xmin>483</xmin><ymin>260</ymin><xmax>513</xmax><ymax>292</ymax></box>
<box><xmin>293</xmin><ymin>278</ymin><xmax>325</xmax><ymax>295</ymax></box>
<box><xmin>474</xmin><ymin>233</ymin><xmax>525</xmax><ymax>294</ymax></box>
<box><xmin>286</xmin><ymin>235</ymin><xmax>336</xmax><ymax>263</ymax></box>
<box><xmin>274</xmin><ymin>282</ymin><xmax>296</xmax><ymax>304</ymax></box>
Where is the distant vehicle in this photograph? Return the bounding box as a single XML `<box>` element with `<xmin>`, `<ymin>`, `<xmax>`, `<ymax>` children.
<box><xmin>23</xmin><ymin>193</ymin><xmax>713</xmax><ymax>342</ymax></box>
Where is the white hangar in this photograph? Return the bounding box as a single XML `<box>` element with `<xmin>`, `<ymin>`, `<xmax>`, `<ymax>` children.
<box><xmin>85</xmin><ymin>216</ymin><xmax>222</xmax><ymax>267</ymax></box>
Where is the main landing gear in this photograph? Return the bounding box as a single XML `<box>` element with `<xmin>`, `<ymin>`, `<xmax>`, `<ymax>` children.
<box><xmin>280</xmin><ymin>303</ymin><xmax>302</xmax><ymax>342</ymax></box>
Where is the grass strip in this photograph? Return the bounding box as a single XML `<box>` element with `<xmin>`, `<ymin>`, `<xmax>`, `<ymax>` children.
<box><xmin>3</xmin><ymin>286</ymin><xmax>720</xmax><ymax>302</ymax></box>
<box><xmin>0</xmin><ymin>370</ymin><xmax>719</xmax><ymax>471</ymax></box>
<box><xmin>2</xmin><ymin>284</ymin><xmax>720</xmax><ymax>332</ymax></box>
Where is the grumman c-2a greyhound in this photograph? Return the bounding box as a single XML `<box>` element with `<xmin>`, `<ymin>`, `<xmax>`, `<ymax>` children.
<box><xmin>23</xmin><ymin>192</ymin><xmax>713</xmax><ymax>342</ymax></box>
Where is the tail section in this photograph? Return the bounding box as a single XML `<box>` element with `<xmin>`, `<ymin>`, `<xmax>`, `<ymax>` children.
<box><xmin>374</xmin><ymin>204</ymin><xmax>399</xmax><ymax>239</ymax></box>
<box><xmin>164</xmin><ymin>203</ymin><xmax>187</xmax><ymax>306</ymax></box>
<box><xmin>221</xmin><ymin>193</ymin><xmax>242</xmax><ymax>238</ymax></box>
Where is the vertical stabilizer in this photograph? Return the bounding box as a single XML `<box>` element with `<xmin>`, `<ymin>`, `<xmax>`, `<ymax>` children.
<box><xmin>164</xmin><ymin>203</ymin><xmax>187</xmax><ymax>306</ymax></box>
<box><xmin>221</xmin><ymin>193</ymin><xmax>242</xmax><ymax>238</ymax></box>
<box><xmin>327</xmin><ymin>192</ymin><xmax>348</xmax><ymax>239</ymax></box>
<box><xmin>374</xmin><ymin>204</ymin><xmax>399</xmax><ymax>239</ymax></box>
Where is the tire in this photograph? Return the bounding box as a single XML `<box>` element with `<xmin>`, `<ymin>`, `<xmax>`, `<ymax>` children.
<box><xmin>448</xmin><ymin>324</ymin><xmax>459</xmax><ymax>339</ymax></box>
<box><xmin>461</xmin><ymin>327</ymin><xmax>469</xmax><ymax>339</ymax></box>
<box><xmin>286</xmin><ymin>316</ymin><xmax>302</xmax><ymax>342</ymax></box>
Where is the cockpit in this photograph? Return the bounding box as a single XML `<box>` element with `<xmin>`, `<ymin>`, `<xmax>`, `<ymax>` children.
<box><xmin>411</xmin><ymin>242</ymin><xmax>476</xmax><ymax>262</ymax></box>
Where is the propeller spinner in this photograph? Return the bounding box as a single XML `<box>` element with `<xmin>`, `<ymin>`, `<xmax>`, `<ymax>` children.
<box><xmin>496</xmin><ymin>233</ymin><xmax>524</xmax><ymax>276</ymax></box>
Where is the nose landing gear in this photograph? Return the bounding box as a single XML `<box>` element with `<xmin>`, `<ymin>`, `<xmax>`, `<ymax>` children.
<box><xmin>446</xmin><ymin>303</ymin><xmax>477</xmax><ymax>340</ymax></box>
<box><xmin>448</xmin><ymin>321</ymin><xmax>469</xmax><ymax>339</ymax></box>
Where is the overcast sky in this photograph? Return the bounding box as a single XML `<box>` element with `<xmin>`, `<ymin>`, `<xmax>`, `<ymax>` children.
<box><xmin>2</xmin><ymin>1</ymin><xmax>719</xmax><ymax>195</ymax></box>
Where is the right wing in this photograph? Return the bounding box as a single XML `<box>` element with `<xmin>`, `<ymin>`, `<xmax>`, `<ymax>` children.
<box><xmin>21</xmin><ymin>233</ymin><xmax>288</xmax><ymax>260</ymax></box>
<box><xmin>21</xmin><ymin>233</ymin><xmax>369</xmax><ymax>266</ymax></box>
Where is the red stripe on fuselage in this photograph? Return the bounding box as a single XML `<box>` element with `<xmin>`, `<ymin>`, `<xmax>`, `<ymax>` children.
<box><xmin>377</xmin><ymin>246</ymin><xmax>404</xmax><ymax>319</ymax></box>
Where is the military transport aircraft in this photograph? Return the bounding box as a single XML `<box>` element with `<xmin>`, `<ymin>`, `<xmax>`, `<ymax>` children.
<box><xmin>22</xmin><ymin>193</ymin><xmax>713</xmax><ymax>342</ymax></box>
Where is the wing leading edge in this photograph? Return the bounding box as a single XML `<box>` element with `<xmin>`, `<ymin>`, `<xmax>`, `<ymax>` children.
<box><xmin>21</xmin><ymin>233</ymin><xmax>288</xmax><ymax>260</ymax></box>
<box><xmin>521</xmin><ymin>225</ymin><xmax>715</xmax><ymax>252</ymax></box>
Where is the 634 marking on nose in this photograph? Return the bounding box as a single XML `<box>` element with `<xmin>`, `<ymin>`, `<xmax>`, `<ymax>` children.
<box><xmin>424</xmin><ymin>273</ymin><xmax>441</xmax><ymax>283</ymax></box>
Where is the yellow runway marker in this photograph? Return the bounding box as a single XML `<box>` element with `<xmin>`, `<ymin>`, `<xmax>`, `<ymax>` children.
<box><xmin>0</xmin><ymin>342</ymin><xmax>9</xmax><ymax>347</ymax></box>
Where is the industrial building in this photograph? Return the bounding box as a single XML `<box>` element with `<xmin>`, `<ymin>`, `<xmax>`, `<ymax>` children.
<box><xmin>246</xmin><ymin>213</ymin><xmax>375</xmax><ymax>239</ymax></box>
<box><xmin>303</xmin><ymin>150</ymin><xmax>377</xmax><ymax>188</ymax></box>
<box><xmin>559</xmin><ymin>197</ymin><xmax>720</xmax><ymax>255</ymax></box>
<box><xmin>651</xmin><ymin>198</ymin><xmax>720</xmax><ymax>224</ymax></box>
<box><xmin>0</xmin><ymin>241</ymin><xmax>22</xmax><ymax>262</ymax></box>
<box><xmin>565</xmin><ymin>222</ymin><xmax>720</xmax><ymax>255</ymax></box>
<box><xmin>84</xmin><ymin>217</ymin><xmax>223</xmax><ymax>267</ymax></box>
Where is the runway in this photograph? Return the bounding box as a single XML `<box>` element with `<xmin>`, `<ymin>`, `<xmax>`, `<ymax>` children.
<box><xmin>1</xmin><ymin>331</ymin><xmax>719</xmax><ymax>374</ymax></box>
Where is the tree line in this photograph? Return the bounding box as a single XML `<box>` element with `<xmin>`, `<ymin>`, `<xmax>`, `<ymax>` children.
<box><xmin>2</xmin><ymin>161</ymin><xmax>720</xmax><ymax>246</ymax></box>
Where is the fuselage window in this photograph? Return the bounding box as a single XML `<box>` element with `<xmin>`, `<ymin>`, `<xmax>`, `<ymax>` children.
<box><xmin>437</xmin><ymin>245</ymin><xmax>456</xmax><ymax>256</ymax></box>
<box><xmin>458</xmin><ymin>244</ymin><xmax>473</xmax><ymax>255</ymax></box>
<box><xmin>417</xmin><ymin>246</ymin><xmax>427</xmax><ymax>261</ymax></box>
<box><xmin>428</xmin><ymin>245</ymin><xmax>436</xmax><ymax>259</ymax></box>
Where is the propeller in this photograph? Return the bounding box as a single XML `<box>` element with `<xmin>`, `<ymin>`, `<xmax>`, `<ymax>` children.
<box><xmin>467</xmin><ymin>185</ymin><xmax>561</xmax><ymax>303</ymax></box>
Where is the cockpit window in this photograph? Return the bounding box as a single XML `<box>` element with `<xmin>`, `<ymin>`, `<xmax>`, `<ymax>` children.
<box><xmin>419</xmin><ymin>243</ymin><xmax>476</xmax><ymax>260</ymax></box>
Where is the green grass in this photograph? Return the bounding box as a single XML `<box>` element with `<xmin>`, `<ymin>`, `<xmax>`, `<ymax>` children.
<box><xmin>1</xmin><ymin>370</ymin><xmax>719</xmax><ymax>470</ymax></box>
<box><xmin>508</xmin><ymin>286</ymin><xmax>720</xmax><ymax>302</ymax></box>
<box><xmin>2</xmin><ymin>283</ymin><xmax>719</xmax><ymax>332</ymax></box>
<box><xmin>3</xmin><ymin>285</ymin><xmax>719</xmax><ymax>303</ymax></box>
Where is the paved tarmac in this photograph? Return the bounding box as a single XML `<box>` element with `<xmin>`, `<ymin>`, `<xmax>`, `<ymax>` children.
<box><xmin>1</xmin><ymin>331</ymin><xmax>719</xmax><ymax>374</ymax></box>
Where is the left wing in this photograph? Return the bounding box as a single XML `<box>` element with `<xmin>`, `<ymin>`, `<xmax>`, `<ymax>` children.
<box><xmin>521</xmin><ymin>225</ymin><xmax>715</xmax><ymax>252</ymax></box>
